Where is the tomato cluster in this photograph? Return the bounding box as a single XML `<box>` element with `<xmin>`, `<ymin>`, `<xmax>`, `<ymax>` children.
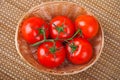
<box><xmin>21</xmin><ymin>15</ymin><xmax>99</xmax><ymax>68</ymax></box>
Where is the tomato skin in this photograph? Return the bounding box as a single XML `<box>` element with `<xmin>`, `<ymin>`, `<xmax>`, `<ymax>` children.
<box><xmin>50</xmin><ymin>16</ymin><xmax>75</xmax><ymax>39</ymax></box>
<box><xmin>21</xmin><ymin>17</ymin><xmax>49</xmax><ymax>44</ymax></box>
<box><xmin>66</xmin><ymin>38</ymin><xmax>93</xmax><ymax>64</ymax></box>
<box><xmin>75</xmin><ymin>15</ymin><xmax>99</xmax><ymax>39</ymax></box>
<box><xmin>37</xmin><ymin>41</ymin><xmax>66</xmax><ymax>68</ymax></box>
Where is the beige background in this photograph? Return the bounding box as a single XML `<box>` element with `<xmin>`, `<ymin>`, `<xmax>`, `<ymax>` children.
<box><xmin>0</xmin><ymin>0</ymin><xmax>120</xmax><ymax>80</ymax></box>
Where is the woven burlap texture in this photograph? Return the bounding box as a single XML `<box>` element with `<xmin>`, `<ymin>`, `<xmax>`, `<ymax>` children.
<box><xmin>0</xmin><ymin>0</ymin><xmax>120</xmax><ymax>80</ymax></box>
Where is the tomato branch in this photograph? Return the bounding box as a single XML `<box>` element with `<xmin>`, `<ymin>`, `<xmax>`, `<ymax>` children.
<box><xmin>31</xmin><ymin>28</ymin><xmax>82</xmax><ymax>47</ymax></box>
<box><xmin>70</xmin><ymin>43</ymin><xmax>77</xmax><ymax>53</ymax></box>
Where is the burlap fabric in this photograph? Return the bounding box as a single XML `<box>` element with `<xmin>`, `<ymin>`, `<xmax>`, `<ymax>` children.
<box><xmin>0</xmin><ymin>0</ymin><xmax>120</xmax><ymax>80</ymax></box>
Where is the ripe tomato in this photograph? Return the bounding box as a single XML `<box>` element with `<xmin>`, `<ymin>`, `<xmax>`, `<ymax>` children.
<box><xmin>21</xmin><ymin>17</ymin><xmax>49</xmax><ymax>44</ymax></box>
<box><xmin>37</xmin><ymin>41</ymin><xmax>66</xmax><ymax>68</ymax></box>
<box><xmin>50</xmin><ymin>16</ymin><xmax>75</xmax><ymax>40</ymax></box>
<box><xmin>75</xmin><ymin>15</ymin><xmax>99</xmax><ymax>39</ymax></box>
<box><xmin>66</xmin><ymin>38</ymin><xmax>93</xmax><ymax>64</ymax></box>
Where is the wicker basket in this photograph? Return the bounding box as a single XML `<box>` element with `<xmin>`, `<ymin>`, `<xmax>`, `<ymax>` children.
<box><xmin>15</xmin><ymin>1</ymin><xmax>104</xmax><ymax>75</ymax></box>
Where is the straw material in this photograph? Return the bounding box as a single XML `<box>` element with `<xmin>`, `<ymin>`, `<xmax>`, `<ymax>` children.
<box><xmin>0</xmin><ymin>0</ymin><xmax>120</xmax><ymax>79</ymax></box>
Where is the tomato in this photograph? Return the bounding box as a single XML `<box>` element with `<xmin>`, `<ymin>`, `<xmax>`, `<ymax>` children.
<box><xmin>37</xmin><ymin>41</ymin><xmax>66</xmax><ymax>68</ymax></box>
<box><xmin>66</xmin><ymin>38</ymin><xmax>93</xmax><ymax>64</ymax></box>
<box><xmin>50</xmin><ymin>16</ymin><xmax>75</xmax><ymax>40</ymax></box>
<box><xmin>75</xmin><ymin>15</ymin><xmax>99</xmax><ymax>39</ymax></box>
<box><xmin>21</xmin><ymin>17</ymin><xmax>49</xmax><ymax>44</ymax></box>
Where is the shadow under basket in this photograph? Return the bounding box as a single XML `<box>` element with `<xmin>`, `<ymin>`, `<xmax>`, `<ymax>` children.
<box><xmin>15</xmin><ymin>1</ymin><xmax>104</xmax><ymax>75</ymax></box>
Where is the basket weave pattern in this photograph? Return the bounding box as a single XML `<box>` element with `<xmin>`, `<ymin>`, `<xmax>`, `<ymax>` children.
<box><xmin>0</xmin><ymin>0</ymin><xmax>120</xmax><ymax>79</ymax></box>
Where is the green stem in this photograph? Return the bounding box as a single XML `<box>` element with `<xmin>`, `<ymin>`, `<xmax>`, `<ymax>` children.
<box><xmin>67</xmin><ymin>29</ymin><xmax>81</xmax><ymax>40</ymax></box>
<box><xmin>43</xmin><ymin>28</ymin><xmax>46</xmax><ymax>40</ymax></box>
<box><xmin>31</xmin><ymin>40</ymin><xmax>45</xmax><ymax>47</ymax></box>
<box><xmin>31</xmin><ymin>39</ymin><xmax>54</xmax><ymax>47</ymax></box>
<box><xmin>46</xmin><ymin>39</ymin><xmax>54</xmax><ymax>42</ymax></box>
<box><xmin>64</xmin><ymin>40</ymin><xmax>70</xmax><ymax>44</ymax></box>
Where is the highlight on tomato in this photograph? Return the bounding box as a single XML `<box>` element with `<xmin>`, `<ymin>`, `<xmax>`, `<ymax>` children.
<box><xmin>66</xmin><ymin>38</ymin><xmax>93</xmax><ymax>64</ymax></box>
<box><xmin>75</xmin><ymin>15</ymin><xmax>99</xmax><ymax>39</ymax></box>
<box><xmin>50</xmin><ymin>16</ymin><xmax>75</xmax><ymax>40</ymax></box>
<box><xmin>21</xmin><ymin>17</ymin><xmax>49</xmax><ymax>44</ymax></box>
<box><xmin>37</xmin><ymin>41</ymin><xmax>66</xmax><ymax>68</ymax></box>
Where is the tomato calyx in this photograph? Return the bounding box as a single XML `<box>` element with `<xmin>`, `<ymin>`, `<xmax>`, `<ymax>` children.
<box><xmin>35</xmin><ymin>28</ymin><xmax>44</xmax><ymax>37</ymax></box>
<box><xmin>49</xmin><ymin>46</ymin><xmax>56</xmax><ymax>53</ymax></box>
<box><xmin>38</xmin><ymin>28</ymin><xmax>44</xmax><ymax>34</ymax></box>
<box><xmin>49</xmin><ymin>41</ymin><xmax>57</xmax><ymax>53</ymax></box>
<box><xmin>53</xmin><ymin>23</ymin><xmax>66</xmax><ymax>40</ymax></box>
<box><xmin>69</xmin><ymin>43</ymin><xmax>77</xmax><ymax>53</ymax></box>
<box><xmin>53</xmin><ymin>23</ymin><xmax>64</xmax><ymax>33</ymax></box>
<box><xmin>56</xmin><ymin>27</ymin><xmax>64</xmax><ymax>33</ymax></box>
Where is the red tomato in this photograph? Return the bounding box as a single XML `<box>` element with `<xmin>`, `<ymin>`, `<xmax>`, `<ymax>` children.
<box><xmin>75</xmin><ymin>15</ymin><xmax>99</xmax><ymax>39</ymax></box>
<box><xmin>37</xmin><ymin>41</ymin><xmax>66</xmax><ymax>68</ymax></box>
<box><xmin>21</xmin><ymin>17</ymin><xmax>49</xmax><ymax>44</ymax></box>
<box><xmin>66</xmin><ymin>38</ymin><xmax>93</xmax><ymax>64</ymax></box>
<box><xmin>50</xmin><ymin>16</ymin><xmax>75</xmax><ymax>39</ymax></box>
